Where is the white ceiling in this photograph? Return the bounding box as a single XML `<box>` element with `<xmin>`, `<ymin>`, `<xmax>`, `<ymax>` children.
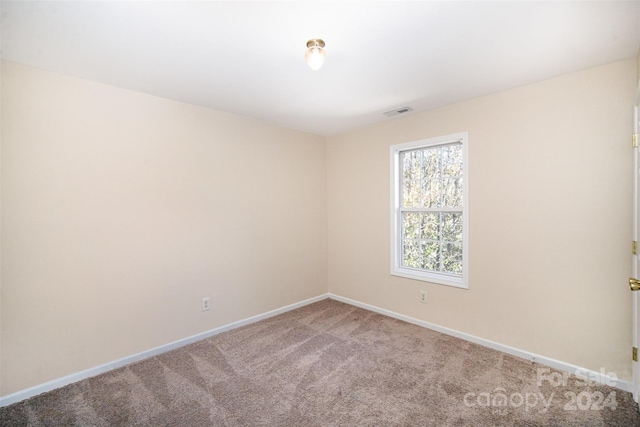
<box><xmin>2</xmin><ymin>1</ymin><xmax>639</xmax><ymax>136</ymax></box>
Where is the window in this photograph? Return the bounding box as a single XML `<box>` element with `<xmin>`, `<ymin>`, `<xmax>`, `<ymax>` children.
<box><xmin>390</xmin><ymin>132</ymin><xmax>468</xmax><ymax>289</ymax></box>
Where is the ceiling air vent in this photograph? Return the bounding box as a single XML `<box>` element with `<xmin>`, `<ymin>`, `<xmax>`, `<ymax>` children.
<box><xmin>383</xmin><ymin>107</ymin><xmax>414</xmax><ymax>118</ymax></box>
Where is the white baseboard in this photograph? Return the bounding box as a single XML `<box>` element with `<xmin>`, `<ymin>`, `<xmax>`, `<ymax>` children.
<box><xmin>0</xmin><ymin>293</ymin><xmax>330</xmax><ymax>407</ymax></box>
<box><xmin>328</xmin><ymin>293</ymin><xmax>633</xmax><ymax>394</ymax></box>
<box><xmin>2</xmin><ymin>291</ymin><xmax>632</xmax><ymax>407</ymax></box>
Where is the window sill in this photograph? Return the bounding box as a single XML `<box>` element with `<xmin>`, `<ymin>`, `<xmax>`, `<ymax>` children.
<box><xmin>391</xmin><ymin>267</ymin><xmax>468</xmax><ymax>289</ymax></box>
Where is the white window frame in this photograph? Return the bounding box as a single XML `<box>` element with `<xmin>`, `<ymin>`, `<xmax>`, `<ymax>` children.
<box><xmin>390</xmin><ymin>132</ymin><xmax>469</xmax><ymax>289</ymax></box>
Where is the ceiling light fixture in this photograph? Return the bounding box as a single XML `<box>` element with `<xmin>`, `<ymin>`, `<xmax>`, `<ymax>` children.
<box><xmin>305</xmin><ymin>39</ymin><xmax>326</xmax><ymax>71</ymax></box>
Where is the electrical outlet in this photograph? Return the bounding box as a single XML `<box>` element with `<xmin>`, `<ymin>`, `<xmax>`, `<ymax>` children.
<box><xmin>202</xmin><ymin>297</ymin><xmax>211</xmax><ymax>311</ymax></box>
<box><xmin>419</xmin><ymin>290</ymin><xmax>427</xmax><ymax>303</ymax></box>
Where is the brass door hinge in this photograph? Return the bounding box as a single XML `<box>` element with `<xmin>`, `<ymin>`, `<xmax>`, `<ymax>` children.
<box><xmin>633</xmin><ymin>347</ymin><xmax>638</xmax><ymax>362</ymax></box>
<box><xmin>633</xmin><ymin>241</ymin><xmax>637</xmax><ymax>255</ymax></box>
<box><xmin>634</xmin><ymin>133</ymin><xmax>638</xmax><ymax>148</ymax></box>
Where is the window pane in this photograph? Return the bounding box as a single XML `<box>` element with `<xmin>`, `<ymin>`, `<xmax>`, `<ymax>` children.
<box><xmin>402</xmin><ymin>240</ymin><xmax>421</xmax><ymax>268</ymax></box>
<box><xmin>403</xmin><ymin>179</ymin><xmax>421</xmax><ymax>208</ymax></box>
<box><xmin>442</xmin><ymin>144</ymin><xmax>462</xmax><ymax>177</ymax></box>
<box><xmin>442</xmin><ymin>213</ymin><xmax>462</xmax><ymax>242</ymax></box>
<box><xmin>422</xmin><ymin>147</ymin><xmax>440</xmax><ymax>179</ymax></box>
<box><xmin>421</xmin><ymin>241</ymin><xmax>440</xmax><ymax>271</ymax></box>
<box><xmin>402</xmin><ymin>150</ymin><xmax>421</xmax><ymax>181</ymax></box>
<box><xmin>402</xmin><ymin>212</ymin><xmax>421</xmax><ymax>240</ymax></box>
<box><xmin>442</xmin><ymin>177</ymin><xmax>463</xmax><ymax>208</ymax></box>
<box><xmin>420</xmin><ymin>212</ymin><xmax>440</xmax><ymax>240</ymax></box>
<box><xmin>442</xmin><ymin>243</ymin><xmax>462</xmax><ymax>274</ymax></box>
<box><xmin>421</xmin><ymin>179</ymin><xmax>441</xmax><ymax>208</ymax></box>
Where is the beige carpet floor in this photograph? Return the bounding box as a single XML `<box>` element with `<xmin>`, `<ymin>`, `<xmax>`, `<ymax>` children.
<box><xmin>1</xmin><ymin>298</ymin><xmax>639</xmax><ymax>426</ymax></box>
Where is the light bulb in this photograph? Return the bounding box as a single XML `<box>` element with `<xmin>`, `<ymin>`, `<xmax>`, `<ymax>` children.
<box><xmin>305</xmin><ymin>39</ymin><xmax>326</xmax><ymax>71</ymax></box>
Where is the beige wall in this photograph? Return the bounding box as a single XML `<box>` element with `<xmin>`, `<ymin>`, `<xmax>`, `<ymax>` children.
<box><xmin>0</xmin><ymin>61</ymin><xmax>327</xmax><ymax>396</ymax></box>
<box><xmin>1</xmin><ymin>57</ymin><xmax>636</xmax><ymax>397</ymax></box>
<box><xmin>327</xmin><ymin>59</ymin><xmax>636</xmax><ymax>381</ymax></box>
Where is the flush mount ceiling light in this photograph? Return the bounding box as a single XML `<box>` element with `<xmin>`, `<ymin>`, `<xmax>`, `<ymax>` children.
<box><xmin>305</xmin><ymin>39</ymin><xmax>326</xmax><ymax>71</ymax></box>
